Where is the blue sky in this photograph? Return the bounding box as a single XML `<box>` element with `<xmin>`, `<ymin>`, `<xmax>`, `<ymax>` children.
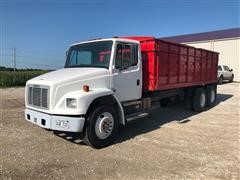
<box><xmin>0</xmin><ymin>0</ymin><xmax>239</xmax><ymax>69</ymax></box>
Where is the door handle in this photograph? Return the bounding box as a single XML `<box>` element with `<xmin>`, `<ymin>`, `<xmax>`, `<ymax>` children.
<box><xmin>137</xmin><ymin>79</ymin><xmax>140</xmax><ymax>86</ymax></box>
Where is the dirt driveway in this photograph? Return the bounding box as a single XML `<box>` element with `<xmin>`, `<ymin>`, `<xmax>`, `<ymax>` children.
<box><xmin>0</xmin><ymin>83</ymin><xmax>239</xmax><ymax>179</ymax></box>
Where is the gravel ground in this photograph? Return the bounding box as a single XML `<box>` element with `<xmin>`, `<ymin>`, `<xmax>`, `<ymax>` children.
<box><xmin>0</xmin><ymin>83</ymin><xmax>239</xmax><ymax>179</ymax></box>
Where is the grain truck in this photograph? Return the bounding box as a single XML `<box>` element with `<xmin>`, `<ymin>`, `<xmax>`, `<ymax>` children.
<box><xmin>25</xmin><ymin>36</ymin><xmax>218</xmax><ymax>148</ymax></box>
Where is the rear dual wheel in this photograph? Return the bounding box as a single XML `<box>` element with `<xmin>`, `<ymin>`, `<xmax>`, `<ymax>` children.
<box><xmin>192</xmin><ymin>88</ymin><xmax>206</xmax><ymax>111</ymax></box>
<box><xmin>206</xmin><ymin>86</ymin><xmax>216</xmax><ymax>107</ymax></box>
<box><xmin>192</xmin><ymin>86</ymin><xmax>216</xmax><ymax>111</ymax></box>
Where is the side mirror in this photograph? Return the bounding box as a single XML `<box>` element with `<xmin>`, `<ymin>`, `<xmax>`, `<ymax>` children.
<box><xmin>230</xmin><ymin>69</ymin><xmax>233</xmax><ymax>72</ymax></box>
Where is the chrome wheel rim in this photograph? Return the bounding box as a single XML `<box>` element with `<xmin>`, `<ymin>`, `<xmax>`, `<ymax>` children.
<box><xmin>95</xmin><ymin>112</ymin><xmax>114</xmax><ymax>139</ymax></box>
<box><xmin>200</xmin><ymin>93</ymin><xmax>206</xmax><ymax>108</ymax></box>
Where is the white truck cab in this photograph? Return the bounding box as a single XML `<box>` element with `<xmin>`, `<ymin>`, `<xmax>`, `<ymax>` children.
<box><xmin>25</xmin><ymin>38</ymin><xmax>143</xmax><ymax>148</ymax></box>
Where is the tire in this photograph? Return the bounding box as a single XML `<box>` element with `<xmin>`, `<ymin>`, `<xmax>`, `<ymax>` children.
<box><xmin>229</xmin><ymin>75</ymin><xmax>234</xmax><ymax>82</ymax></box>
<box><xmin>83</xmin><ymin>105</ymin><xmax>119</xmax><ymax>148</ymax></box>
<box><xmin>192</xmin><ymin>88</ymin><xmax>207</xmax><ymax>112</ymax></box>
<box><xmin>206</xmin><ymin>85</ymin><xmax>216</xmax><ymax>107</ymax></box>
<box><xmin>218</xmin><ymin>76</ymin><xmax>223</xmax><ymax>84</ymax></box>
<box><xmin>185</xmin><ymin>88</ymin><xmax>194</xmax><ymax>110</ymax></box>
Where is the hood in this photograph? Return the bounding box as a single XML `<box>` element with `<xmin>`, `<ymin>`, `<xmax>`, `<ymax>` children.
<box><xmin>26</xmin><ymin>67</ymin><xmax>112</xmax><ymax>113</ymax></box>
<box><xmin>28</xmin><ymin>67</ymin><xmax>110</xmax><ymax>85</ymax></box>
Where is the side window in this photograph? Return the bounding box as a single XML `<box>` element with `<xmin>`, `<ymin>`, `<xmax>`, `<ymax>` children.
<box><xmin>115</xmin><ymin>43</ymin><xmax>138</xmax><ymax>69</ymax></box>
<box><xmin>115</xmin><ymin>44</ymin><xmax>123</xmax><ymax>69</ymax></box>
<box><xmin>223</xmin><ymin>66</ymin><xmax>230</xmax><ymax>71</ymax></box>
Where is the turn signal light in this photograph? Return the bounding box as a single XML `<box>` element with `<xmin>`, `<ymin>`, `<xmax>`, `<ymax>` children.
<box><xmin>83</xmin><ymin>85</ymin><xmax>89</xmax><ymax>92</ymax></box>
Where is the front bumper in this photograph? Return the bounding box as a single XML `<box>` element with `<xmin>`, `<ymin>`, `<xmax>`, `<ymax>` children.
<box><xmin>25</xmin><ymin>108</ymin><xmax>85</xmax><ymax>132</ymax></box>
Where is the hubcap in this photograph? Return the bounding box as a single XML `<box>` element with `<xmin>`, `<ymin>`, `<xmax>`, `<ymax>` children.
<box><xmin>210</xmin><ymin>89</ymin><xmax>215</xmax><ymax>103</ymax></box>
<box><xmin>95</xmin><ymin>112</ymin><xmax>114</xmax><ymax>139</ymax></box>
<box><xmin>200</xmin><ymin>93</ymin><xmax>206</xmax><ymax>108</ymax></box>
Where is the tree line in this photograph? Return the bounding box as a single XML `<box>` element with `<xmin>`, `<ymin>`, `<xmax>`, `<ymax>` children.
<box><xmin>0</xmin><ymin>66</ymin><xmax>50</xmax><ymax>71</ymax></box>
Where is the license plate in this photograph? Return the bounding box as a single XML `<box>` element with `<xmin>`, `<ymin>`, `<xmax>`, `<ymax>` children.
<box><xmin>56</xmin><ymin>120</ymin><xmax>69</xmax><ymax>129</ymax></box>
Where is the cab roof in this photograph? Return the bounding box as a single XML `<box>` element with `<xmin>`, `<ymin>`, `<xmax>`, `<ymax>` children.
<box><xmin>71</xmin><ymin>38</ymin><xmax>140</xmax><ymax>47</ymax></box>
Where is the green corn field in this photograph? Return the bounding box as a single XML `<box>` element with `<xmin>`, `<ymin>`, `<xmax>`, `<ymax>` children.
<box><xmin>0</xmin><ymin>71</ymin><xmax>49</xmax><ymax>87</ymax></box>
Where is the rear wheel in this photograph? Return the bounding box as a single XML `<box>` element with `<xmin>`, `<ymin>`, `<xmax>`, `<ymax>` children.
<box><xmin>83</xmin><ymin>105</ymin><xmax>119</xmax><ymax>148</ymax></box>
<box><xmin>192</xmin><ymin>88</ymin><xmax>206</xmax><ymax>112</ymax></box>
<box><xmin>206</xmin><ymin>85</ymin><xmax>216</xmax><ymax>107</ymax></box>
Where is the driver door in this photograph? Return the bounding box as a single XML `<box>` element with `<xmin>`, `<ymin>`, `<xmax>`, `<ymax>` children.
<box><xmin>112</xmin><ymin>43</ymin><xmax>142</xmax><ymax>102</ymax></box>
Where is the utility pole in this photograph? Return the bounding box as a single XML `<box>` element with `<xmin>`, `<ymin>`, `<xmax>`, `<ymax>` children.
<box><xmin>13</xmin><ymin>47</ymin><xmax>16</xmax><ymax>71</ymax></box>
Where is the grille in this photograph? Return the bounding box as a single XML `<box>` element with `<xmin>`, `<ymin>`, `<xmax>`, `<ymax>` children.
<box><xmin>28</xmin><ymin>85</ymin><xmax>49</xmax><ymax>109</ymax></box>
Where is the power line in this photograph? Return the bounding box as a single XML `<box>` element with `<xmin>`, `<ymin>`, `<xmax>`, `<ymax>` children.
<box><xmin>0</xmin><ymin>48</ymin><xmax>63</xmax><ymax>57</ymax></box>
<box><xmin>18</xmin><ymin>60</ymin><xmax>61</xmax><ymax>66</ymax></box>
<box><xmin>17</xmin><ymin>48</ymin><xmax>64</xmax><ymax>57</ymax></box>
<box><xmin>13</xmin><ymin>47</ymin><xmax>16</xmax><ymax>72</ymax></box>
<box><xmin>17</xmin><ymin>58</ymin><xmax>63</xmax><ymax>65</ymax></box>
<box><xmin>1</xmin><ymin>59</ymin><xmax>62</xmax><ymax>69</ymax></box>
<box><xmin>17</xmin><ymin>60</ymin><xmax>62</xmax><ymax>68</ymax></box>
<box><xmin>1</xmin><ymin>47</ymin><xmax>65</xmax><ymax>69</ymax></box>
<box><xmin>17</xmin><ymin>55</ymin><xmax>64</xmax><ymax>63</ymax></box>
<box><xmin>0</xmin><ymin>54</ymin><xmax>64</xmax><ymax>63</ymax></box>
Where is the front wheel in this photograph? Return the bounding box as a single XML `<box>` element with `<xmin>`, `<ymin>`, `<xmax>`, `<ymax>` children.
<box><xmin>83</xmin><ymin>105</ymin><xmax>119</xmax><ymax>148</ymax></box>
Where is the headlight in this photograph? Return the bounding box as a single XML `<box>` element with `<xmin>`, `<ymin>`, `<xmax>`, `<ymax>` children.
<box><xmin>66</xmin><ymin>98</ymin><xmax>77</xmax><ymax>108</ymax></box>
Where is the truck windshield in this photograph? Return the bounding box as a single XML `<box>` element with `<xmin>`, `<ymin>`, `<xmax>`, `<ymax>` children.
<box><xmin>65</xmin><ymin>41</ymin><xmax>113</xmax><ymax>69</ymax></box>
